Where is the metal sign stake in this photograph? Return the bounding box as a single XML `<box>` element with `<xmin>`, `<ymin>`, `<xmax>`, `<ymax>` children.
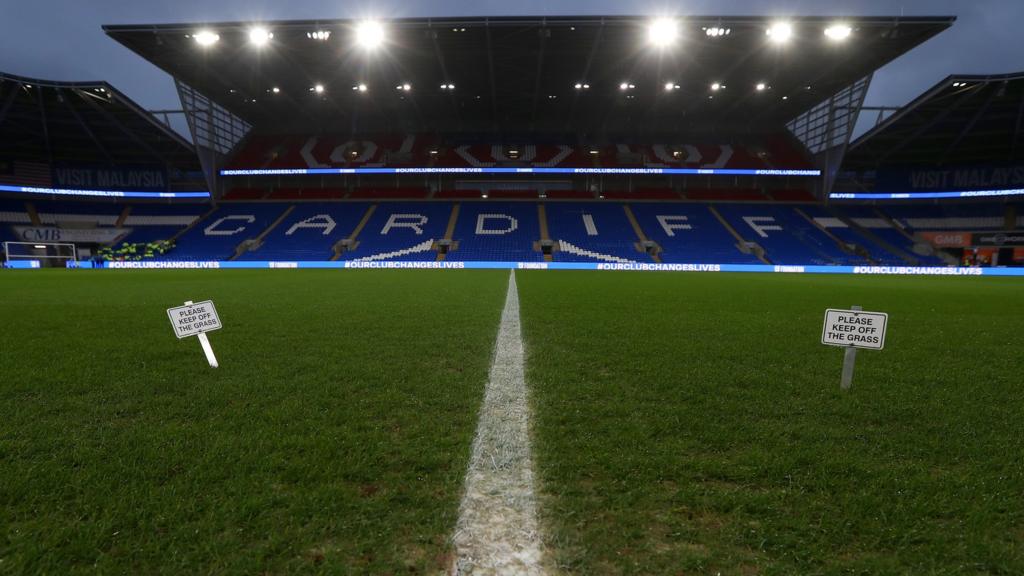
<box><xmin>185</xmin><ymin>300</ymin><xmax>219</xmax><ymax>368</ymax></box>
<box><xmin>839</xmin><ymin>305</ymin><xmax>862</xmax><ymax>390</ymax></box>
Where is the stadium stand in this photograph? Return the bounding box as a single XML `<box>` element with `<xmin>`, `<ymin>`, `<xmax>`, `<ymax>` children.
<box><xmin>341</xmin><ymin>202</ymin><xmax>451</xmax><ymax>261</ymax></box>
<box><xmin>715</xmin><ymin>204</ymin><xmax>865</xmax><ymax>265</ymax></box>
<box><xmin>547</xmin><ymin>203</ymin><xmax>644</xmax><ymax>263</ymax></box>
<box><xmin>629</xmin><ymin>203</ymin><xmax>762</xmax><ymax>264</ymax></box>
<box><xmin>450</xmin><ymin>202</ymin><xmax>543</xmax><ymax>262</ymax></box>
<box><xmin>166</xmin><ymin>204</ymin><xmax>288</xmax><ymax>260</ymax></box>
<box><xmin>239</xmin><ymin>203</ymin><xmax>369</xmax><ymax>261</ymax></box>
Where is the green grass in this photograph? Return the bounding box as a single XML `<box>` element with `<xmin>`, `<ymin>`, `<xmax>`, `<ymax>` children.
<box><xmin>0</xmin><ymin>270</ymin><xmax>508</xmax><ymax>574</ymax></box>
<box><xmin>3</xmin><ymin>269</ymin><xmax>1023</xmax><ymax>575</ymax></box>
<box><xmin>518</xmin><ymin>272</ymin><xmax>1024</xmax><ymax>575</ymax></box>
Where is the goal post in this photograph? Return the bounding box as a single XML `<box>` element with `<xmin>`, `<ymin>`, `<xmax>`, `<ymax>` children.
<box><xmin>3</xmin><ymin>242</ymin><xmax>78</xmax><ymax>268</ymax></box>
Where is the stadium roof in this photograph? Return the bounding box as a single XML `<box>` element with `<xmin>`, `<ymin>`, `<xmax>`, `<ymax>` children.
<box><xmin>0</xmin><ymin>71</ymin><xmax>199</xmax><ymax>170</ymax></box>
<box><xmin>104</xmin><ymin>15</ymin><xmax>955</xmax><ymax>135</ymax></box>
<box><xmin>845</xmin><ymin>71</ymin><xmax>1024</xmax><ymax>168</ymax></box>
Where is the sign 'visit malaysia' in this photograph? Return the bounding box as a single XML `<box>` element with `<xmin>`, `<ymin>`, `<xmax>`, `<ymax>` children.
<box><xmin>52</xmin><ymin>163</ymin><xmax>169</xmax><ymax>192</ymax></box>
<box><xmin>877</xmin><ymin>164</ymin><xmax>1024</xmax><ymax>193</ymax></box>
<box><xmin>821</xmin><ymin>309</ymin><xmax>888</xmax><ymax>350</ymax></box>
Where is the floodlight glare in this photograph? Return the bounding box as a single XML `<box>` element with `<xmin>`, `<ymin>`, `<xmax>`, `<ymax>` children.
<box><xmin>356</xmin><ymin>21</ymin><xmax>385</xmax><ymax>49</ymax></box>
<box><xmin>194</xmin><ymin>30</ymin><xmax>220</xmax><ymax>46</ymax></box>
<box><xmin>353</xmin><ymin>84</ymin><xmax>368</xmax><ymax>92</ymax></box>
<box><xmin>272</xmin><ymin>87</ymin><xmax>280</xmax><ymax>93</ymax></box>
<box><xmin>756</xmin><ymin>83</ymin><xmax>767</xmax><ymax>91</ymax></box>
<box><xmin>313</xmin><ymin>84</ymin><xmax>325</xmax><ymax>94</ymax></box>
<box><xmin>396</xmin><ymin>83</ymin><xmax>412</xmax><ymax>91</ymax></box>
<box><xmin>710</xmin><ymin>82</ymin><xmax>722</xmax><ymax>91</ymax></box>
<box><xmin>766</xmin><ymin>22</ymin><xmax>793</xmax><ymax>44</ymax></box>
<box><xmin>824</xmin><ymin>24</ymin><xmax>852</xmax><ymax>41</ymax></box>
<box><xmin>307</xmin><ymin>30</ymin><xmax>331</xmax><ymax>41</ymax></box>
<box><xmin>664</xmin><ymin>82</ymin><xmax>680</xmax><ymax>91</ymax></box>
<box><xmin>249</xmin><ymin>27</ymin><xmax>273</xmax><ymax>46</ymax></box>
<box><xmin>648</xmin><ymin>18</ymin><xmax>679</xmax><ymax>47</ymax></box>
<box><xmin>704</xmin><ymin>26</ymin><xmax>730</xmax><ymax>37</ymax></box>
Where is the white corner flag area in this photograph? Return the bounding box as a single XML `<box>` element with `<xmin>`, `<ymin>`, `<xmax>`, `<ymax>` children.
<box><xmin>167</xmin><ymin>300</ymin><xmax>222</xmax><ymax>368</ymax></box>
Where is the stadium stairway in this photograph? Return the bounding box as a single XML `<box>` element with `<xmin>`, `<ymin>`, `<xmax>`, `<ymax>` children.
<box><xmin>536</xmin><ymin>204</ymin><xmax>553</xmax><ymax>262</ymax></box>
<box><xmin>793</xmin><ymin>207</ymin><xmax>874</xmax><ymax>264</ymax></box>
<box><xmin>230</xmin><ymin>205</ymin><xmax>296</xmax><ymax>260</ymax></box>
<box><xmin>436</xmin><ymin>203</ymin><xmax>461</xmax><ymax>261</ymax></box>
<box><xmin>622</xmin><ymin>204</ymin><xmax>662</xmax><ymax>263</ymax></box>
<box><xmin>707</xmin><ymin>205</ymin><xmax>770</xmax><ymax>264</ymax></box>
<box><xmin>825</xmin><ymin>207</ymin><xmax>922</xmax><ymax>265</ymax></box>
<box><xmin>331</xmin><ymin>204</ymin><xmax>377</xmax><ymax>260</ymax></box>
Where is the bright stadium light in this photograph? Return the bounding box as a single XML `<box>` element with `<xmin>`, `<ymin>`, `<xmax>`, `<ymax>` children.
<box><xmin>272</xmin><ymin>87</ymin><xmax>280</xmax><ymax>93</ymax></box>
<box><xmin>194</xmin><ymin>30</ymin><xmax>220</xmax><ymax>47</ymax></box>
<box><xmin>440</xmin><ymin>83</ymin><xmax>456</xmax><ymax>90</ymax></box>
<box><xmin>824</xmin><ymin>24</ymin><xmax>852</xmax><ymax>41</ymax></box>
<box><xmin>353</xmin><ymin>83</ymin><xmax>368</xmax><ymax>92</ymax></box>
<box><xmin>307</xmin><ymin>30</ymin><xmax>331</xmax><ymax>41</ymax></box>
<box><xmin>356</xmin><ymin>21</ymin><xmax>385</xmax><ymax>50</ymax></box>
<box><xmin>396</xmin><ymin>83</ymin><xmax>412</xmax><ymax>91</ymax></box>
<box><xmin>710</xmin><ymin>82</ymin><xmax>724</xmax><ymax>91</ymax></box>
<box><xmin>664</xmin><ymin>82</ymin><xmax>681</xmax><ymax>91</ymax></box>
<box><xmin>756</xmin><ymin>82</ymin><xmax>767</xmax><ymax>91</ymax></box>
<box><xmin>313</xmin><ymin>84</ymin><xmax>325</xmax><ymax>94</ymax></box>
<box><xmin>619</xmin><ymin>82</ymin><xmax>635</xmax><ymax>91</ymax></box>
<box><xmin>249</xmin><ymin>27</ymin><xmax>273</xmax><ymax>46</ymax></box>
<box><xmin>766</xmin><ymin>21</ymin><xmax>793</xmax><ymax>44</ymax></box>
<box><xmin>704</xmin><ymin>26</ymin><xmax>730</xmax><ymax>37</ymax></box>
<box><xmin>648</xmin><ymin>18</ymin><xmax>680</xmax><ymax>47</ymax></box>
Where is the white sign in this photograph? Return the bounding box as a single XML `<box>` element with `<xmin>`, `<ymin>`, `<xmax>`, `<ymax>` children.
<box><xmin>14</xmin><ymin>226</ymin><xmax>130</xmax><ymax>244</ymax></box>
<box><xmin>821</xmin><ymin>309</ymin><xmax>888</xmax><ymax>350</ymax></box>
<box><xmin>167</xmin><ymin>300</ymin><xmax>222</xmax><ymax>339</ymax></box>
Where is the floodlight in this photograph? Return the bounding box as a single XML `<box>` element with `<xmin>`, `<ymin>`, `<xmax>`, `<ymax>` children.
<box><xmin>440</xmin><ymin>83</ymin><xmax>456</xmax><ymax>90</ymax></box>
<box><xmin>648</xmin><ymin>18</ymin><xmax>679</xmax><ymax>47</ymax></box>
<box><xmin>665</xmin><ymin>82</ymin><xmax>680</xmax><ymax>91</ymax></box>
<box><xmin>356</xmin><ymin>21</ymin><xmax>385</xmax><ymax>49</ymax></box>
<box><xmin>307</xmin><ymin>30</ymin><xmax>331</xmax><ymax>41</ymax></box>
<box><xmin>704</xmin><ymin>27</ymin><xmax>730</xmax><ymax>37</ymax></box>
<box><xmin>710</xmin><ymin>82</ymin><xmax>723</xmax><ymax>91</ymax></box>
<box><xmin>766</xmin><ymin>22</ymin><xmax>793</xmax><ymax>44</ymax></box>
<box><xmin>756</xmin><ymin>83</ymin><xmax>767</xmax><ymax>91</ymax></box>
<box><xmin>824</xmin><ymin>24</ymin><xmax>852</xmax><ymax>41</ymax></box>
<box><xmin>194</xmin><ymin>30</ymin><xmax>219</xmax><ymax>46</ymax></box>
<box><xmin>272</xmin><ymin>87</ymin><xmax>280</xmax><ymax>93</ymax></box>
<box><xmin>397</xmin><ymin>83</ymin><xmax>412</xmax><ymax>91</ymax></box>
<box><xmin>313</xmin><ymin>84</ymin><xmax>325</xmax><ymax>94</ymax></box>
<box><xmin>249</xmin><ymin>27</ymin><xmax>273</xmax><ymax>46</ymax></box>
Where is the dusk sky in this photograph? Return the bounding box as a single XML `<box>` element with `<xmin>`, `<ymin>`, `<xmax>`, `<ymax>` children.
<box><xmin>2</xmin><ymin>0</ymin><xmax>1022</xmax><ymax>131</ymax></box>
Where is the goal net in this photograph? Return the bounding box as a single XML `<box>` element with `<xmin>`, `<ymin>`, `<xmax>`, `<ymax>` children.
<box><xmin>3</xmin><ymin>242</ymin><xmax>78</xmax><ymax>268</ymax></box>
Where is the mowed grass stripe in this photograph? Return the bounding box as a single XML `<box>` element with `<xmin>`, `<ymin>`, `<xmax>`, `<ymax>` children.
<box><xmin>0</xmin><ymin>269</ymin><xmax>507</xmax><ymax>574</ymax></box>
<box><xmin>518</xmin><ymin>272</ymin><xmax>1024</xmax><ymax>575</ymax></box>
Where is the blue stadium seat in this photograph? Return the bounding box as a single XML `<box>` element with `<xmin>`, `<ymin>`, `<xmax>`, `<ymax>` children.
<box><xmin>342</xmin><ymin>202</ymin><xmax>451</xmax><ymax>261</ymax></box>
<box><xmin>715</xmin><ymin>204</ymin><xmax>861</xmax><ymax>265</ymax></box>
<box><xmin>450</xmin><ymin>202</ymin><xmax>543</xmax><ymax>262</ymax></box>
<box><xmin>239</xmin><ymin>203</ymin><xmax>369</xmax><ymax>261</ymax></box>
<box><xmin>630</xmin><ymin>203</ymin><xmax>761</xmax><ymax>264</ymax></box>
<box><xmin>546</xmin><ymin>203</ymin><xmax>647</xmax><ymax>262</ymax></box>
<box><xmin>165</xmin><ymin>203</ymin><xmax>289</xmax><ymax>260</ymax></box>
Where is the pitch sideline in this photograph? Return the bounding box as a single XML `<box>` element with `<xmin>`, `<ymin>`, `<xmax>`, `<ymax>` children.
<box><xmin>452</xmin><ymin>270</ymin><xmax>545</xmax><ymax>575</ymax></box>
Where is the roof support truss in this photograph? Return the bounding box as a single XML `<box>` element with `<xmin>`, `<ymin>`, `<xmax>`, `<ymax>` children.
<box><xmin>60</xmin><ymin>88</ymin><xmax>115</xmax><ymax>165</ymax></box>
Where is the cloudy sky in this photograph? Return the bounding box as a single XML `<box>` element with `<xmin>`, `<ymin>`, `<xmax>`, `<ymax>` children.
<box><xmin>1</xmin><ymin>0</ymin><xmax>1021</xmax><ymax>120</ymax></box>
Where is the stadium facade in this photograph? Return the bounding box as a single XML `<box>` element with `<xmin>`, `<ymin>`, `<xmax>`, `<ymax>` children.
<box><xmin>2</xmin><ymin>15</ymin><xmax>1022</xmax><ymax>270</ymax></box>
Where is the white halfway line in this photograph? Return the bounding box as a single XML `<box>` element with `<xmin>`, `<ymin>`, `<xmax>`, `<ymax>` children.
<box><xmin>453</xmin><ymin>270</ymin><xmax>545</xmax><ymax>575</ymax></box>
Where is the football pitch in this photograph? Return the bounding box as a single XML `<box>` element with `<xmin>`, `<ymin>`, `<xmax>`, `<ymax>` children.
<box><xmin>1</xmin><ymin>269</ymin><xmax>1022</xmax><ymax>574</ymax></box>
